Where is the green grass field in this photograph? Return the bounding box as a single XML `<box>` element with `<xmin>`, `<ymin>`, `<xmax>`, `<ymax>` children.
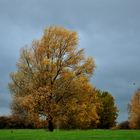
<box><xmin>0</xmin><ymin>129</ymin><xmax>140</xmax><ymax>140</ymax></box>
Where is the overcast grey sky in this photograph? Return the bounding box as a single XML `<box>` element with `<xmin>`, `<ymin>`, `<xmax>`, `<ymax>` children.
<box><xmin>0</xmin><ymin>0</ymin><xmax>140</xmax><ymax>122</ymax></box>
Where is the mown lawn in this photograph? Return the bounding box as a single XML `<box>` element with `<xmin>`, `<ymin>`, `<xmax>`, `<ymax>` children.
<box><xmin>0</xmin><ymin>129</ymin><xmax>140</xmax><ymax>140</ymax></box>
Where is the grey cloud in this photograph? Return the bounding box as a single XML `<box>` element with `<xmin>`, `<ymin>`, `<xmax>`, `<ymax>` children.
<box><xmin>1</xmin><ymin>0</ymin><xmax>139</xmax><ymax>30</ymax></box>
<box><xmin>0</xmin><ymin>92</ymin><xmax>11</xmax><ymax>115</ymax></box>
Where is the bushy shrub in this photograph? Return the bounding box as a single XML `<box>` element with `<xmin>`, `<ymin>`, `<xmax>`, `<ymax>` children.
<box><xmin>0</xmin><ymin>115</ymin><xmax>36</xmax><ymax>129</ymax></box>
<box><xmin>113</xmin><ymin>121</ymin><xmax>130</xmax><ymax>129</ymax></box>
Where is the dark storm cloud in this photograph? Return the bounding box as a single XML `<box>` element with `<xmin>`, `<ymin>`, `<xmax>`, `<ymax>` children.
<box><xmin>0</xmin><ymin>0</ymin><xmax>140</xmax><ymax>122</ymax></box>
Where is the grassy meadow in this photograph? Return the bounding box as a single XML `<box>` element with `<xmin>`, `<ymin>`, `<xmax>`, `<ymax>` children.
<box><xmin>0</xmin><ymin>129</ymin><xmax>140</xmax><ymax>140</ymax></box>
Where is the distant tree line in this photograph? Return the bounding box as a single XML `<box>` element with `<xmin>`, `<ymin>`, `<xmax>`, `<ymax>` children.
<box><xmin>0</xmin><ymin>89</ymin><xmax>118</xmax><ymax>129</ymax></box>
<box><xmin>2</xmin><ymin>87</ymin><xmax>140</xmax><ymax>130</ymax></box>
<box><xmin>0</xmin><ymin>115</ymin><xmax>36</xmax><ymax>129</ymax></box>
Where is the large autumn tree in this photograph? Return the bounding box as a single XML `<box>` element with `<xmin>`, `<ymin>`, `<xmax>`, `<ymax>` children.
<box><xmin>9</xmin><ymin>26</ymin><xmax>99</xmax><ymax>131</ymax></box>
<box><xmin>128</xmin><ymin>88</ymin><xmax>140</xmax><ymax>129</ymax></box>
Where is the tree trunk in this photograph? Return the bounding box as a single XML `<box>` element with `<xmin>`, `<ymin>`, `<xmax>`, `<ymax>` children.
<box><xmin>48</xmin><ymin>118</ymin><xmax>54</xmax><ymax>132</ymax></box>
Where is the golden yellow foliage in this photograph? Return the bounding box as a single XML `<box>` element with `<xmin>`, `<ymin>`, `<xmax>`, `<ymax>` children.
<box><xmin>9</xmin><ymin>26</ymin><xmax>98</xmax><ymax>130</ymax></box>
<box><xmin>129</xmin><ymin>89</ymin><xmax>140</xmax><ymax>129</ymax></box>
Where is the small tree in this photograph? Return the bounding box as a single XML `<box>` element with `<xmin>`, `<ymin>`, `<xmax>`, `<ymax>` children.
<box><xmin>97</xmin><ymin>90</ymin><xmax>118</xmax><ymax>129</ymax></box>
<box><xmin>9</xmin><ymin>26</ymin><xmax>98</xmax><ymax>131</ymax></box>
<box><xmin>128</xmin><ymin>88</ymin><xmax>140</xmax><ymax>129</ymax></box>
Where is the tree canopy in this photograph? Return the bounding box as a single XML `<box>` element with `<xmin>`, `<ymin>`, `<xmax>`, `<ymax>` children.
<box><xmin>9</xmin><ymin>26</ymin><xmax>100</xmax><ymax>131</ymax></box>
<box><xmin>9</xmin><ymin>26</ymin><xmax>118</xmax><ymax>131</ymax></box>
<box><xmin>96</xmin><ymin>90</ymin><xmax>118</xmax><ymax>128</ymax></box>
